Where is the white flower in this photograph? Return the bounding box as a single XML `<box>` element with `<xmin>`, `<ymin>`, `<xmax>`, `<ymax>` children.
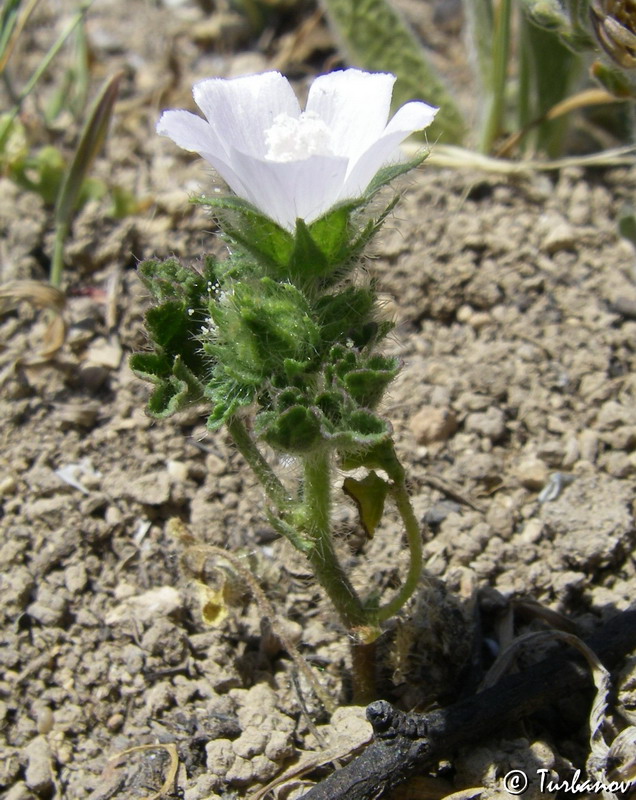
<box><xmin>157</xmin><ymin>69</ymin><xmax>437</xmax><ymax>232</ymax></box>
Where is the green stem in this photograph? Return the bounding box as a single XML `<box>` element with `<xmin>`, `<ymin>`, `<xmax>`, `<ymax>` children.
<box><xmin>376</xmin><ymin>464</ymin><xmax>423</xmax><ymax>623</ymax></box>
<box><xmin>303</xmin><ymin>449</ymin><xmax>377</xmax><ymax>702</ymax></box>
<box><xmin>303</xmin><ymin>450</ymin><xmax>368</xmax><ymax>630</ymax></box>
<box><xmin>50</xmin><ymin>219</ymin><xmax>68</xmax><ymax>289</ymax></box>
<box><xmin>227</xmin><ymin>423</ymin><xmax>378</xmax><ymax>699</ymax></box>
<box><xmin>227</xmin><ymin>416</ymin><xmax>292</xmax><ymax>512</ymax></box>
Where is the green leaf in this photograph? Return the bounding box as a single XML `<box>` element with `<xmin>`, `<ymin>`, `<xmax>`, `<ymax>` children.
<box><xmin>195</xmin><ymin>194</ymin><xmax>295</xmax><ymax>273</ymax></box>
<box><xmin>347</xmin><ymin>194</ymin><xmax>400</xmax><ymax>262</ymax></box>
<box><xmin>343</xmin><ymin>470</ymin><xmax>390</xmax><ymax>538</ymax></box>
<box><xmin>54</xmin><ymin>72</ymin><xmax>121</xmax><ymax>226</ymax></box>
<box><xmin>205</xmin><ymin>378</ymin><xmax>256</xmax><ymax>429</ymax></box>
<box><xmin>315</xmin><ymin>286</ymin><xmax>375</xmax><ymax>347</ymax></box>
<box><xmin>321</xmin><ymin>0</ymin><xmax>465</xmax><ymax>143</ymax></box>
<box><xmin>307</xmin><ymin>206</ymin><xmax>352</xmax><ymax>265</ymax></box>
<box><xmin>51</xmin><ymin>70</ymin><xmax>122</xmax><ymax>288</ymax></box>
<box><xmin>343</xmin><ymin>355</ymin><xmax>400</xmax><ymax>408</ymax></box>
<box><xmin>326</xmin><ymin>409</ymin><xmax>393</xmax><ymax>457</ymax></box>
<box><xmin>340</xmin><ymin>435</ymin><xmax>398</xmax><ymax>472</ymax></box>
<box><xmin>128</xmin><ymin>351</ymin><xmax>171</xmax><ymax>381</ymax></box>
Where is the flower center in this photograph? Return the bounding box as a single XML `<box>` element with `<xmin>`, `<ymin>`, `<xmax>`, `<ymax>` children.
<box><xmin>264</xmin><ymin>111</ymin><xmax>334</xmax><ymax>162</ymax></box>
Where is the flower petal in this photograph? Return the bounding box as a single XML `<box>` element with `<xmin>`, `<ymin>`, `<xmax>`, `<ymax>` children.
<box><xmin>228</xmin><ymin>149</ymin><xmax>349</xmax><ymax>231</ymax></box>
<box><xmin>157</xmin><ymin>109</ymin><xmax>253</xmax><ymax>200</ymax></box>
<box><xmin>193</xmin><ymin>72</ymin><xmax>301</xmax><ymax>160</ymax></box>
<box><xmin>341</xmin><ymin>100</ymin><xmax>438</xmax><ymax>199</ymax></box>
<box><xmin>306</xmin><ymin>69</ymin><xmax>395</xmax><ymax>160</ymax></box>
<box><xmin>157</xmin><ymin>109</ymin><xmax>225</xmax><ymax>159</ymax></box>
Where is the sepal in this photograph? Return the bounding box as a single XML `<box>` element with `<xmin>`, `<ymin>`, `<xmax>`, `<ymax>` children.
<box><xmin>362</xmin><ymin>152</ymin><xmax>428</xmax><ymax>201</ymax></box>
<box><xmin>195</xmin><ymin>195</ymin><xmax>295</xmax><ymax>273</ymax></box>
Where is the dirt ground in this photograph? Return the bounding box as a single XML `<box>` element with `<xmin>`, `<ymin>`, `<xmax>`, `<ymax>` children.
<box><xmin>2</xmin><ymin>1</ymin><xmax>636</xmax><ymax>799</ymax></box>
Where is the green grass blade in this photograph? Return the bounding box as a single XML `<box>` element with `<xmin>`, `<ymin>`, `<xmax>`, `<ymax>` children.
<box><xmin>321</xmin><ymin>0</ymin><xmax>465</xmax><ymax>144</ymax></box>
<box><xmin>478</xmin><ymin>0</ymin><xmax>513</xmax><ymax>153</ymax></box>
<box><xmin>50</xmin><ymin>72</ymin><xmax>122</xmax><ymax>287</ymax></box>
<box><xmin>518</xmin><ymin>12</ymin><xmax>580</xmax><ymax>155</ymax></box>
<box><xmin>0</xmin><ymin>0</ymin><xmax>93</xmax><ymax>151</ymax></box>
<box><xmin>463</xmin><ymin>0</ymin><xmax>494</xmax><ymax>95</ymax></box>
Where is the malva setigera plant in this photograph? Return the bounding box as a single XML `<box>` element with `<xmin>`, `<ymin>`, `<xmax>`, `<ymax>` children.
<box><xmin>131</xmin><ymin>68</ymin><xmax>437</xmax><ymax>702</ymax></box>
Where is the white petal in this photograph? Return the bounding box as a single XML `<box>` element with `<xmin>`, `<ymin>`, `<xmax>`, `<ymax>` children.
<box><xmin>306</xmin><ymin>69</ymin><xmax>395</xmax><ymax>160</ymax></box>
<box><xmin>193</xmin><ymin>72</ymin><xmax>301</xmax><ymax>160</ymax></box>
<box><xmin>156</xmin><ymin>109</ymin><xmax>252</xmax><ymax>199</ymax></box>
<box><xmin>229</xmin><ymin>149</ymin><xmax>349</xmax><ymax>231</ymax></box>
<box><xmin>157</xmin><ymin>109</ymin><xmax>226</xmax><ymax>159</ymax></box>
<box><xmin>383</xmin><ymin>99</ymin><xmax>438</xmax><ymax>138</ymax></box>
<box><xmin>341</xmin><ymin>100</ymin><xmax>438</xmax><ymax>199</ymax></box>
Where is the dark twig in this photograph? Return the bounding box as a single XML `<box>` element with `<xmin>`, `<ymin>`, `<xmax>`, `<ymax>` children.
<box><xmin>300</xmin><ymin>609</ymin><xmax>636</xmax><ymax>800</ymax></box>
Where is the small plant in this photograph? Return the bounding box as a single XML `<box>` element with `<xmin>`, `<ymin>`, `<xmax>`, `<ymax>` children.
<box><xmin>132</xmin><ymin>68</ymin><xmax>437</xmax><ymax>702</ymax></box>
<box><xmin>0</xmin><ymin>2</ymin><xmax>139</xmax><ymax>290</ymax></box>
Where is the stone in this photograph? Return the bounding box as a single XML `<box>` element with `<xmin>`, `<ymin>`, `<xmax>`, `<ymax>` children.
<box><xmin>464</xmin><ymin>406</ymin><xmax>506</xmax><ymax>441</ymax></box>
<box><xmin>515</xmin><ymin>457</ymin><xmax>549</xmax><ymax>490</ymax></box>
<box><xmin>24</xmin><ymin>735</ymin><xmax>54</xmax><ymax>795</ymax></box>
<box><xmin>409</xmin><ymin>406</ymin><xmax>458</xmax><ymax>444</ymax></box>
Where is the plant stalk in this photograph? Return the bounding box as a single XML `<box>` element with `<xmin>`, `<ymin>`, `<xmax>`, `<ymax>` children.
<box><xmin>303</xmin><ymin>450</ymin><xmax>378</xmax><ymax>702</ymax></box>
<box><xmin>377</xmin><ymin>476</ymin><xmax>423</xmax><ymax>622</ymax></box>
<box><xmin>227</xmin><ymin>416</ymin><xmax>292</xmax><ymax>511</ymax></box>
<box><xmin>302</xmin><ymin>450</ymin><xmax>368</xmax><ymax>631</ymax></box>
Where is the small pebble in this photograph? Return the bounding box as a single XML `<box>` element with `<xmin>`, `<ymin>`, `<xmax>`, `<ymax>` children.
<box><xmin>409</xmin><ymin>406</ymin><xmax>458</xmax><ymax>445</ymax></box>
<box><xmin>24</xmin><ymin>735</ymin><xmax>54</xmax><ymax>795</ymax></box>
<box><xmin>515</xmin><ymin>457</ymin><xmax>549</xmax><ymax>490</ymax></box>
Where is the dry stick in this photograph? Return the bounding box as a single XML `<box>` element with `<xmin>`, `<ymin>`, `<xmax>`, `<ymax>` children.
<box><xmin>299</xmin><ymin>608</ymin><xmax>636</xmax><ymax>800</ymax></box>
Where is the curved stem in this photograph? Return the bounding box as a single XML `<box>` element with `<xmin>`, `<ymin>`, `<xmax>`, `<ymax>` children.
<box><xmin>227</xmin><ymin>416</ymin><xmax>292</xmax><ymax>512</ymax></box>
<box><xmin>376</xmin><ymin>470</ymin><xmax>423</xmax><ymax>623</ymax></box>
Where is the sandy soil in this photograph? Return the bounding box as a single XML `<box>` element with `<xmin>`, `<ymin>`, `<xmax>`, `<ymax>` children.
<box><xmin>1</xmin><ymin>1</ymin><xmax>636</xmax><ymax>799</ymax></box>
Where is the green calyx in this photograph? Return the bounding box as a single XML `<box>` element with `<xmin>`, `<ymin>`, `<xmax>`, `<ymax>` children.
<box><xmin>195</xmin><ymin>152</ymin><xmax>427</xmax><ymax>287</ymax></box>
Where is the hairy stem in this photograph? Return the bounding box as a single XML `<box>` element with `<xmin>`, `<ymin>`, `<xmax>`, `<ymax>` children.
<box><xmin>227</xmin><ymin>416</ymin><xmax>292</xmax><ymax>512</ymax></box>
<box><xmin>303</xmin><ymin>450</ymin><xmax>368</xmax><ymax>630</ymax></box>
<box><xmin>376</xmin><ymin>455</ymin><xmax>423</xmax><ymax>623</ymax></box>
<box><xmin>303</xmin><ymin>450</ymin><xmax>377</xmax><ymax>702</ymax></box>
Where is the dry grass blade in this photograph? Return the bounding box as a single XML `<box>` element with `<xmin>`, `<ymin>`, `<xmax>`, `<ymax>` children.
<box><xmin>480</xmin><ymin>628</ymin><xmax>621</xmax><ymax>794</ymax></box>
<box><xmin>0</xmin><ymin>279</ymin><xmax>67</xmax><ymax>362</ymax></box>
<box><xmin>169</xmin><ymin>519</ymin><xmax>337</xmax><ymax>714</ymax></box>
<box><xmin>106</xmin><ymin>743</ymin><xmax>179</xmax><ymax>800</ymax></box>
<box><xmin>606</xmin><ymin>726</ymin><xmax>636</xmax><ymax>782</ymax></box>
<box><xmin>0</xmin><ymin>279</ymin><xmax>65</xmax><ymax>313</ymax></box>
<box><xmin>495</xmin><ymin>88</ymin><xmax>623</xmax><ymax>158</ymax></box>
<box><xmin>415</xmin><ymin>143</ymin><xmax>636</xmax><ymax>174</ymax></box>
<box><xmin>250</xmin><ymin>708</ymin><xmax>373</xmax><ymax>800</ymax></box>
<box><xmin>0</xmin><ymin>0</ymin><xmax>42</xmax><ymax>75</ymax></box>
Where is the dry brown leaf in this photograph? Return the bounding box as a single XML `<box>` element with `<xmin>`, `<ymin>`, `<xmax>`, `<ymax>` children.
<box><xmin>0</xmin><ymin>279</ymin><xmax>67</xmax><ymax>362</ymax></box>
